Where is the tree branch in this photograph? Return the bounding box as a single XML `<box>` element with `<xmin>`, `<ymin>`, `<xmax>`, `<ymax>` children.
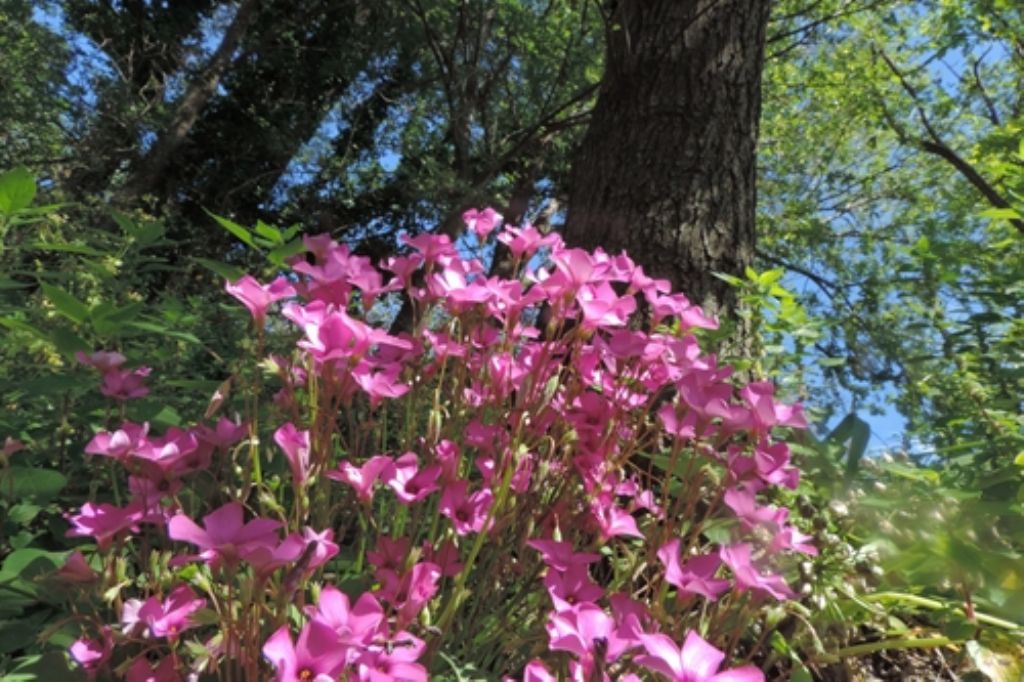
<box><xmin>877</xmin><ymin>49</ymin><xmax>1024</xmax><ymax>234</ymax></box>
<box><xmin>118</xmin><ymin>0</ymin><xmax>260</xmax><ymax>200</ymax></box>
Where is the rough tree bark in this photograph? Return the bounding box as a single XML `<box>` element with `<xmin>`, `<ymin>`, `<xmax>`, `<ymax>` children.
<box><xmin>563</xmin><ymin>0</ymin><xmax>771</xmax><ymax>322</ymax></box>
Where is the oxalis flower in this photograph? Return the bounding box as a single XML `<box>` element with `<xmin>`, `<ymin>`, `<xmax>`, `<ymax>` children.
<box><xmin>100</xmin><ymin>366</ymin><xmax>152</xmax><ymax>400</ymax></box>
<box><xmin>657</xmin><ymin>538</ymin><xmax>729</xmax><ymax>602</ymax></box>
<box><xmin>326</xmin><ymin>455</ymin><xmax>392</xmax><ymax>504</ymax></box>
<box><xmin>225</xmin><ymin>274</ymin><xmax>296</xmax><ymax>325</ymax></box>
<box><xmin>66</xmin><ymin>501</ymin><xmax>143</xmax><ymax>550</ymax></box>
<box><xmin>126</xmin><ymin>657</ymin><xmax>180</xmax><ymax>682</ymax></box>
<box><xmin>122</xmin><ymin>584</ymin><xmax>206</xmax><ymax>639</ymax></box>
<box><xmin>69</xmin><ymin>627</ymin><xmax>112</xmax><ymax>677</ymax></box>
<box><xmin>274</xmin><ymin>422</ymin><xmax>312</xmax><ymax>486</ymax></box>
<box><xmin>438</xmin><ymin>479</ymin><xmax>493</xmax><ymax>535</ymax></box>
<box><xmin>305</xmin><ymin>586</ymin><xmax>384</xmax><ymax>655</ymax></box>
<box><xmin>263</xmin><ymin>620</ymin><xmax>347</xmax><ymax>682</ymax></box>
<box><xmin>719</xmin><ymin>543</ymin><xmax>794</xmax><ymax>601</ymax></box>
<box><xmin>545</xmin><ymin>602</ymin><xmax>638</xmax><ymax>676</ymax></box>
<box><xmin>636</xmin><ymin>631</ymin><xmax>763</xmax><ymax>682</ymax></box>
<box><xmin>167</xmin><ymin>501</ymin><xmax>281</xmax><ymax>568</ymax></box>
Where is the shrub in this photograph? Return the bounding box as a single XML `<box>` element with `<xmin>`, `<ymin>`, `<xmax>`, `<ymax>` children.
<box><xmin>45</xmin><ymin>209</ymin><xmax>814</xmax><ymax>680</ymax></box>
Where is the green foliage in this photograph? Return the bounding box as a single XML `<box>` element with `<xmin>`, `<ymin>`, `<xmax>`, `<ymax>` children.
<box><xmin>0</xmin><ymin>171</ymin><xmax>250</xmax><ymax>675</ymax></box>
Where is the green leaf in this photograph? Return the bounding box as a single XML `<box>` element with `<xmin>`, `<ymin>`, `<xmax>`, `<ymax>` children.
<box><xmin>758</xmin><ymin>268</ymin><xmax>784</xmax><ymax>286</ymax></box>
<box><xmin>148</xmin><ymin>405</ymin><xmax>182</xmax><ymax>429</ymax></box>
<box><xmin>207</xmin><ymin>211</ymin><xmax>260</xmax><ymax>250</ymax></box>
<box><xmin>0</xmin><ymin>168</ymin><xmax>37</xmax><ymax>215</ymax></box>
<box><xmin>0</xmin><ymin>317</ymin><xmax>46</xmax><ymax>338</ymax></box>
<box><xmin>266</xmin><ymin>238</ymin><xmax>307</xmax><ymax>267</ymax></box>
<box><xmin>0</xmin><ymin>652</ymin><xmax>81</xmax><ymax>682</ymax></box>
<box><xmin>89</xmin><ymin>301</ymin><xmax>145</xmax><ymax>324</ymax></box>
<box><xmin>48</xmin><ymin>326</ymin><xmax>91</xmax><ymax>357</ymax></box>
<box><xmin>6</xmin><ymin>503</ymin><xmax>41</xmax><ymax>526</ymax></box>
<box><xmin>27</xmin><ymin>241</ymin><xmax>106</xmax><ymax>257</ymax></box>
<box><xmin>253</xmin><ymin>220</ymin><xmax>282</xmax><ymax>244</ymax></box>
<box><xmin>0</xmin><ymin>611</ymin><xmax>50</xmax><ymax>654</ymax></box>
<box><xmin>126</xmin><ymin>321</ymin><xmax>201</xmax><ymax>344</ymax></box>
<box><xmin>790</xmin><ymin>662</ymin><xmax>813</xmax><ymax>682</ymax></box>
<box><xmin>0</xmin><ymin>467</ymin><xmax>68</xmax><ymax>503</ymax></box>
<box><xmin>0</xmin><ymin>548</ymin><xmax>68</xmax><ymax>581</ymax></box>
<box><xmin>0</xmin><ymin>278</ymin><xmax>30</xmax><ymax>290</ymax></box>
<box><xmin>712</xmin><ymin>271</ymin><xmax>744</xmax><ymax>287</ymax></box>
<box><xmin>193</xmin><ymin>257</ymin><xmax>245</xmax><ymax>282</ymax></box>
<box><xmin>980</xmin><ymin>207</ymin><xmax>1022</xmax><ymax>221</ymax></box>
<box><xmin>825</xmin><ymin>413</ymin><xmax>870</xmax><ymax>481</ymax></box>
<box><xmin>878</xmin><ymin>461</ymin><xmax>940</xmax><ymax>485</ymax></box>
<box><xmin>39</xmin><ymin>284</ymin><xmax>89</xmax><ymax>324</ymax></box>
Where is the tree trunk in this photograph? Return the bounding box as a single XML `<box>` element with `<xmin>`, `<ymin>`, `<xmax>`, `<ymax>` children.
<box><xmin>563</xmin><ymin>0</ymin><xmax>771</xmax><ymax>321</ymax></box>
<box><xmin>119</xmin><ymin>0</ymin><xmax>259</xmax><ymax>200</ymax></box>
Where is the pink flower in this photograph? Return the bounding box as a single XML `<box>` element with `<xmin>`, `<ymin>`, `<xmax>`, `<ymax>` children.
<box><xmin>126</xmin><ymin>657</ymin><xmax>181</xmax><ymax>682</ymax></box>
<box><xmin>326</xmin><ymin>455</ymin><xmax>393</xmax><ymax>504</ymax></box>
<box><xmin>2</xmin><ymin>436</ymin><xmax>24</xmax><ymax>457</ymax></box>
<box><xmin>354</xmin><ymin>630</ymin><xmax>428</xmax><ymax>682</ymax></box>
<box><xmin>644</xmin><ymin>291</ymin><xmax>718</xmax><ymax>330</ymax></box>
<box><xmin>385</xmin><ymin>453</ymin><xmax>441</xmax><ymax>505</ymax></box>
<box><xmin>352</xmin><ymin>363</ymin><xmax>410</xmax><ymax>406</ymax></box>
<box><xmin>376</xmin><ymin>562</ymin><xmax>442</xmax><ymax>626</ymax></box>
<box><xmin>56</xmin><ymin>550</ymin><xmax>99</xmax><ymax>583</ymax></box>
<box><xmin>545</xmin><ymin>564</ymin><xmax>604</xmax><ymax>609</ymax></box>
<box><xmin>366</xmin><ymin>536</ymin><xmax>410</xmax><ymax>573</ymax></box>
<box><xmin>438</xmin><ymin>480</ymin><xmax>493</xmax><ymax>535</ymax></box>
<box><xmin>719</xmin><ymin>543</ymin><xmax>794</xmax><ymax>600</ymax></box>
<box><xmin>130</xmin><ymin>427</ymin><xmax>209</xmax><ymax>478</ymax></box>
<box><xmin>723</xmin><ymin>487</ymin><xmax>817</xmax><ymax>556</ymax></box>
<box><xmin>426</xmin><ymin>264</ymin><xmax>483</xmax><ymax>302</ymax></box>
<box><xmin>752</xmin><ymin>442</ymin><xmax>800</xmax><ymax>489</ymax></box>
<box><xmin>100</xmin><ymin>366</ymin><xmax>151</xmax><ymax>400</ymax></box>
<box><xmin>657</xmin><ymin>539</ymin><xmax>729</xmax><ymax>602</ymax></box>
<box><xmin>422</xmin><ymin>539</ymin><xmax>463</xmax><ymax>577</ymax></box>
<box><xmin>85</xmin><ymin>422</ymin><xmax>149</xmax><ymax>462</ymax></box>
<box><xmin>521</xmin><ymin>660</ymin><xmax>557</xmax><ymax>682</ymax></box>
<box><xmin>577</xmin><ymin>281</ymin><xmax>637</xmax><ymax>328</ymax></box>
<box><xmin>400</xmin><ymin>232</ymin><xmax>457</xmax><ymax>264</ymax></box>
<box><xmin>132</xmin><ymin>584</ymin><xmax>206</xmax><ymax>639</ymax></box>
<box><xmin>590</xmin><ymin>498</ymin><xmax>643</xmax><ymax>541</ymax></box>
<box><xmin>197</xmin><ymin>417</ymin><xmax>248</xmax><ymax>450</ymax></box>
<box><xmin>69</xmin><ymin>627</ymin><xmax>112</xmax><ymax>676</ymax></box>
<box><xmin>463</xmin><ymin>207</ymin><xmax>502</xmax><ymax>238</ymax></box>
<box><xmin>383</xmin><ymin>253</ymin><xmax>424</xmax><ymax>288</ymax></box>
<box><xmin>497</xmin><ymin>223</ymin><xmax>561</xmax><ymax>259</ymax></box>
<box><xmin>225</xmin><ymin>274</ymin><xmax>296</xmax><ymax>324</ymax></box>
<box><xmin>291</xmin><ymin>527</ymin><xmax>340</xmax><ymax>572</ymax></box>
<box><xmin>167</xmin><ymin>502</ymin><xmax>281</xmax><ymax>568</ymax></box>
<box><xmin>636</xmin><ymin>631</ymin><xmax>763</xmax><ymax>682</ymax></box>
<box><xmin>274</xmin><ymin>423</ymin><xmax>311</xmax><ymax>486</ymax></box>
<box><xmin>546</xmin><ymin>603</ymin><xmax>636</xmax><ymax>674</ymax></box>
<box><xmin>66</xmin><ymin>501</ymin><xmax>143</xmax><ymax>550</ymax></box>
<box><xmin>294</xmin><ymin>306</ymin><xmax>411</xmax><ymax>364</ymax></box>
<box><xmin>527</xmin><ymin>539</ymin><xmax>600</xmax><ymax>572</ymax></box>
<box><xmin>307</xmin><ymin>587</ymin><xmax>385</xmax><ymax>652</ymax></box>
<box><xmin>245</xmin><ymin>527</ymin><xmax>340</xmax><ymax>576</ymax></box>
<box><xmin>263</xmin><ymin>620</ymin><xmax>347</xmax><ymax>682</ymax></box>
<box><xmin>740</xmin><ymin>381</ymin><xmax>807</xmax><ymax>433</ymax></box>
<box><xmin>76</xmin><ymin>350</ymin><xmax>127</xmax><ymax>371</ymax></box>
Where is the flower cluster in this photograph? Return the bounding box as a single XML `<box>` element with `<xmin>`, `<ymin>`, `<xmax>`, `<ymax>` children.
<box><xmin>76</xmin><ymin>350</ymin><xmax>152</xmax><ymax>400</ymax></box>
<box><xmin>59</xmin><ymin>208</ymin><xmax>812</xmax><ymax>680</ymax></box>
